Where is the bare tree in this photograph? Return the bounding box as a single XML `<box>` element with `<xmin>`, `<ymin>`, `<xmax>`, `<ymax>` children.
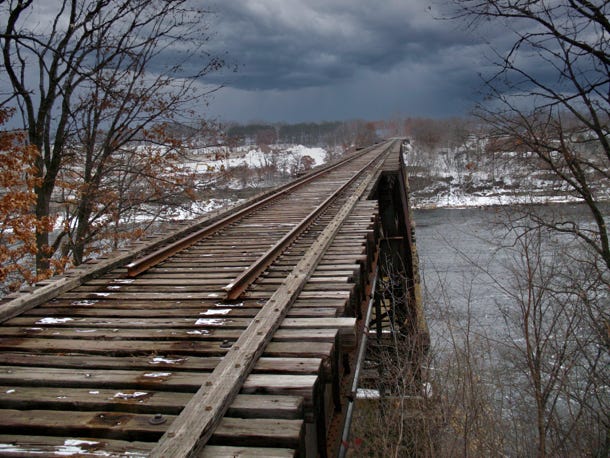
<box><xmin>442</xmin><ymin>5</ymin><xmax>610</xmax><ymax>449</ymax></box>
<box><xmin>492</xmin><ymin>224</ymin><xmax>609</xmax><ymax>456</ymax></box>
<box><xmin>403</xmin><ymin>216</ymin><xmax>609</xmax><ymax>457</ymax></box>
<box><xmin>450</xmin><ymin>0</ymin><xmax>610</xmax><ymax>271</ymax></box>
<box><xmin>1</xmin><ymin>0</ymin><xmax>223</xmax><ymax>271</ymax></box>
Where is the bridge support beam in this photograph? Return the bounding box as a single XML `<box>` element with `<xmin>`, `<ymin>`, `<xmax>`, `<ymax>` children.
<box><xmin>368</xmin><ymin>141</ymin><xmax>428</xmax><ymax>354</ymax></box>
<box><xmin>337</xmin><ymin>140</ymin><xmax>430</xmax><ymax>456</ymax></box>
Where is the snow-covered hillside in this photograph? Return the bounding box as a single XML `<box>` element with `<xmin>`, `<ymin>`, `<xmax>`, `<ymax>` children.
<box><xmin>184</xmin><ymin>144</ymin><xmax>329</xmax><ymax>174</ymax></box>
<box><xmin>403</xmin><ymin>141</ymin><xmax>610</xmax><ymax>209</ymax></box>
<box><xmin>164</xmin><ymin>144</ymin><xmax>341</xmax><ymax>220</ymax></box>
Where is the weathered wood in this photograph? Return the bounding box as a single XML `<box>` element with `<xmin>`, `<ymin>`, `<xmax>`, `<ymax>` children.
<box><xmin>0</xmin><ymin>141</ymin><xmax>398</xmax><ymax>455</ymax></box>
<box><xmin>0</xmin><ymin>365</ymin><xmax>202</xmax><ymax>391</ymax></box>
<box><xmin>0</xmin><ymin>352</ymin><xmax>322</xmax><ymax>375</ymax></box>
<box><xmin>0</xmin><ymin>409</ymin><xmax>170</xmax><ymax>440</ymax></box>
<box><xmin>201</xmin><ymin>445</ymin><xmax>295</xmax><ymax>458</ymax></box>
<box><xmin>25</xmin><ymin>304</ymin><xmax>349</xmax><ymax>318</ymax></box>
<box><xmin>0</xmin><ymin>385</ymin><xmax>191</xmax><ymax>413</ymax></box>
<box><xmin>0</xmin><ymin>435</ymin><xmax>154</xmax><ymax>457</ymax></box>
<box><xmin>0</xmin><ymin>182</ymin><xmax>303</xmax><ymax>323</ymax></box>
<box><xmin>259</xmin><ymin>276</ymin><xmax>350</xmax><ymax>284</ymax></box>
<box><xmin>227</xmin><ymin>395</ymin><xmax>304</xmax><ymax>420</ymax></box>
<box><xmin>0</xmin><ymin>324</ymin><xmax>339</xmax><ymax>340</ymax></box>
<box><xmin>4</xmin><ymin>316</ymin><xmax>248</xmax><ymax>329</ymax></box>
<box><xmin>241</xmin><ymin>375</ymin><xmax>317</xmax><ymax>401</ymax></box>
<box><xmin>224</xmin><ymin>165</ymin><xmax>372</xmax><ymax>300</ymax></box>
<box><xmin>125</xmin><ymin>148</ymin><xmax>372</xmax><ymax>277</ymax></box>
<box><xmin>0</xmin><ymin>409</ymin><xmax>303</xmax><ymax>448</ymax></box>
<box><xmin>244</xmin><ymin>290</ymin><xmax>350</xmax><ymax>300</ymax></box>
<box><xmin>209</xmin><ymin>418</ymin><xmax>303</xmax><ymax>449</ymax></box>
<box><xmin>0</xmin><ymin>337</ymin><xmax>336</xmax><ymax>357</ymax></box>
<box><xmin>0</xmin><ymin>386</ymin><xmax>302</xmax><ymax>419</ymax></box>
<box><xmin>0</xmin><ymin>366</ymin><xmax>318</xmax><ymax>395</ymax></box>
<box><xmin>150</xmin><ymin>152</ymin><xmax>385</xmax><ymax>457</ymax></box>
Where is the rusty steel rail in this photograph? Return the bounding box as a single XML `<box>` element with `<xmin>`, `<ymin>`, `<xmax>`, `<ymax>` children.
<box><xmin>125</xmin><ymin>145</ymin><xmax>379</xmax><ymax>278</ymax></box>
<box><xmin>223</xmin><ymin>150</ymin><xmax>387</xmax><ymax>300</ymax></box>
<box><xmin>0</xmin><ymin>139</ymin><xmax>407</xmax><ymax>457</ymax></box>
<box><xmin>149</xmin><ymin>143</ymin><xmax>391</xmax><ymax>458</ymax></box>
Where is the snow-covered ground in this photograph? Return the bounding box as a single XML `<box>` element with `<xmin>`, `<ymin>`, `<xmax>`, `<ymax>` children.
<box><xmin>49</xmin><ymin>144</ymin><xmax>335</xmax><ymax>233</ymax></box>
<box><xmin>420</xmin><ymin>192</ymin><xmax>584</xmax><ymax>209</ymax></box>
<box><xmin>404</xmin><ymin>143</ymin><xmax>609</xmax><ymax>209</ymax></box>
<box><xmin>144</xmin><ymin>144</ymin><xmax>336</xmax><ymax>223</ymax></box>
<box><xmin>183</xmin><ymin>144</ymin><xmax>329</xmax><ymax>174</ymax></box>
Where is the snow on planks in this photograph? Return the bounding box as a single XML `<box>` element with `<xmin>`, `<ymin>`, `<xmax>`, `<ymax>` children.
<box><xmin>0</xmin><ymin>140</ymin><xmax>398</xmax><ymax>457</ymax></box>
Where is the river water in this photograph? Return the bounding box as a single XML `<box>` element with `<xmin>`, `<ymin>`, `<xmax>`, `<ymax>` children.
<box><xmin>413</xmin><ymin>206</ymin><xmax>512</xmax><ymax>349</ymax></box>
<box><xmin>412</xmin><ymin>203</ymin><xmax>609</xmax><ymax>454</ymax></box>
<box><xmin>413</xmin><ymin>202</ymin><xmax>608</xmax><ymax>351</ymax></box>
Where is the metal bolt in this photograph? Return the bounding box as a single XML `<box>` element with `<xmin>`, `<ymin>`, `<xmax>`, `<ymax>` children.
<box><xmin>149</xmin><ymin>413</ymin><xmax>166</xmax><ymax>425</ymax></box>
<box><xmin>220</xmin><ymin>339</ymin><xmax>232</xmax><ymax>348</ymax></box>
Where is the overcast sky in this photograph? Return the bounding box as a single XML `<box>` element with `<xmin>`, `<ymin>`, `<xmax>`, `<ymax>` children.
<box><xmin>202</xmin><ymin>0</ymin><xmax>496</xmax><ymax>123</ymax></box>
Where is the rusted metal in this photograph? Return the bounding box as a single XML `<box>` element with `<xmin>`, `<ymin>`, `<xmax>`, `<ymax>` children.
<box><xmin>125</xmin><ymin>146</ymin><xmax>378</xmax><ymax>278</ymax></box>
<box><xmin>149</xmin><ymin>413</ymin><xmax>167</xmax><ymax>425</ymax></box>
<box><xmin>223</xmin><ymin>152</ymin><xmax>385</xmax><ymax>300</ymax></box>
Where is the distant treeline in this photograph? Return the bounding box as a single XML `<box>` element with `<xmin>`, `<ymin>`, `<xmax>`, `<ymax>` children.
<box><xmin>169</xmin><ymin>117</ymin><xmax>483</xmax><ymax>151</ymax></box>
<box><xmin>226</xmin><ymin>122</ymin><xmax>340</xmax><ymax>146</ymax></box>
<box><xmin>222</xmin><ymin>117</ymin><xmax>483</xmax><ymax>150</ymax></box>
<box><xmin>224</xmin><ymin>120</ymin><xmax>380</xmax><ymax>148</ymax></box>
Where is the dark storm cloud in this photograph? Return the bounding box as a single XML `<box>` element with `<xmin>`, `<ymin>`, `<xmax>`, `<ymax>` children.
<box><xmin>207</xmin><ymin>0</ymin><xmax>479</xmax><ymax>91</ymax></box>
<box><xmin>185</xmin><ymin>0</ymin><xmax>513</xmax><ymax>122</ymax></box>
<box><xmin>14</xmin><ymin>0</ymin><xmax>574</xmax><ymax>124</ymax></box>
<box><xmin>0</xmin><ymin>0</ymin><xmax>521</xmax><ymax>122</ymax></box>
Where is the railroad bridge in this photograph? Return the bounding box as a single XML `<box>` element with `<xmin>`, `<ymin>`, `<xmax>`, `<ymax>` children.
<box><xmin>0</xmin><ymin>139</ymin><xmax>427</xmax><ymax>457</ymax></box>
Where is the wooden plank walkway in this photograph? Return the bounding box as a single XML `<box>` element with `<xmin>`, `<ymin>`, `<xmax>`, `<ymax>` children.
<box><xmin>0</xmin><ymin>140</ymin><xmax>405</xmax><ymax>457</ymax></box>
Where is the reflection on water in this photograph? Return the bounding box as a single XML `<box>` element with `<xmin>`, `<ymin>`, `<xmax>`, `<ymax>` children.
<box><xmin>412</xmin><ymin>203</ymin><xmax>609</xmax><ymax>454</ymax></box>
<box><xmin>414</xmin><ymin>206</ymin><xmax>510</xmax><ymax>348</ymax></box>
<box><xmin>413</xmin><ymin>203</ymin><xmax>607</xmax><ymax>348</ymax></box>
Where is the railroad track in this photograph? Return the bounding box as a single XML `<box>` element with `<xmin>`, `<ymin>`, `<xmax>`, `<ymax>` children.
<box><xmin>0</xmin><ymin>139</ymin><xmax>403</xmax><ymax>457</ymax></box>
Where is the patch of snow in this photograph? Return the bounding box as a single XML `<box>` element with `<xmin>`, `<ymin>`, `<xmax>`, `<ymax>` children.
<box><xmin>149</xmin><ymin>357</ymin><xmax>185</xmax><ymax>365</ymax></box>
<box><xmin>142</xmin><ymin>372</ymin><xmax>171</xmax><ymax>378</ymax></box>
<box><xmin>356</xmin><ymin>388</ymin><xmax>380</xmax><ymax>399</ymax></box>
<box><xmin>71</xmin><ymin>300</ymin><xmax>98</xmax><ymax>306</ymax></box>
<box><xmin>113</xmin><ymin>392</ymin><xmax>148</xmax><ymax>400</ymax></box>
<box><xmin>55</xmin><ymin>439</ymin><xmax>109</xmax><ymax>456</ymax></box>
<box><xmin>200</xmin><ymin>309</ymin><xmax>231</xmax><ymax>316</ymax></box>
<box><xmin>415</xmin><ymin>191</ymin><xmax>585</xmax><ymax>210</ymax></box>
<box><xmin>0</xmin><ymin>444</ymin><xmax>41</xmax><ymax>454</ymax></box>
<box><xmin>217</xmin><ymin>302</ymin><xmax>243</xmax><ymax>308</ymax></box>
<box><xmin>36</xmin><ymin>317</ymin><xmax>73</xmax><ymax>324</ymax></box>
<box><xmin>194</xmin><ymin>318</ymin><xmax>225</xmax><ymax>326</ymax></box>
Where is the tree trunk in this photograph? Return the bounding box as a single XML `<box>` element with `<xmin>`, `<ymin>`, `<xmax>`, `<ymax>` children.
<box><xmin>72</xmin><ymin>195</ymin><xmax>94</xmax><ymax>266</ymax></box>
<box><xmin>34</xmin><ymin>182</ymin><xmax>52</xmax><ymax>274</ymax></box>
